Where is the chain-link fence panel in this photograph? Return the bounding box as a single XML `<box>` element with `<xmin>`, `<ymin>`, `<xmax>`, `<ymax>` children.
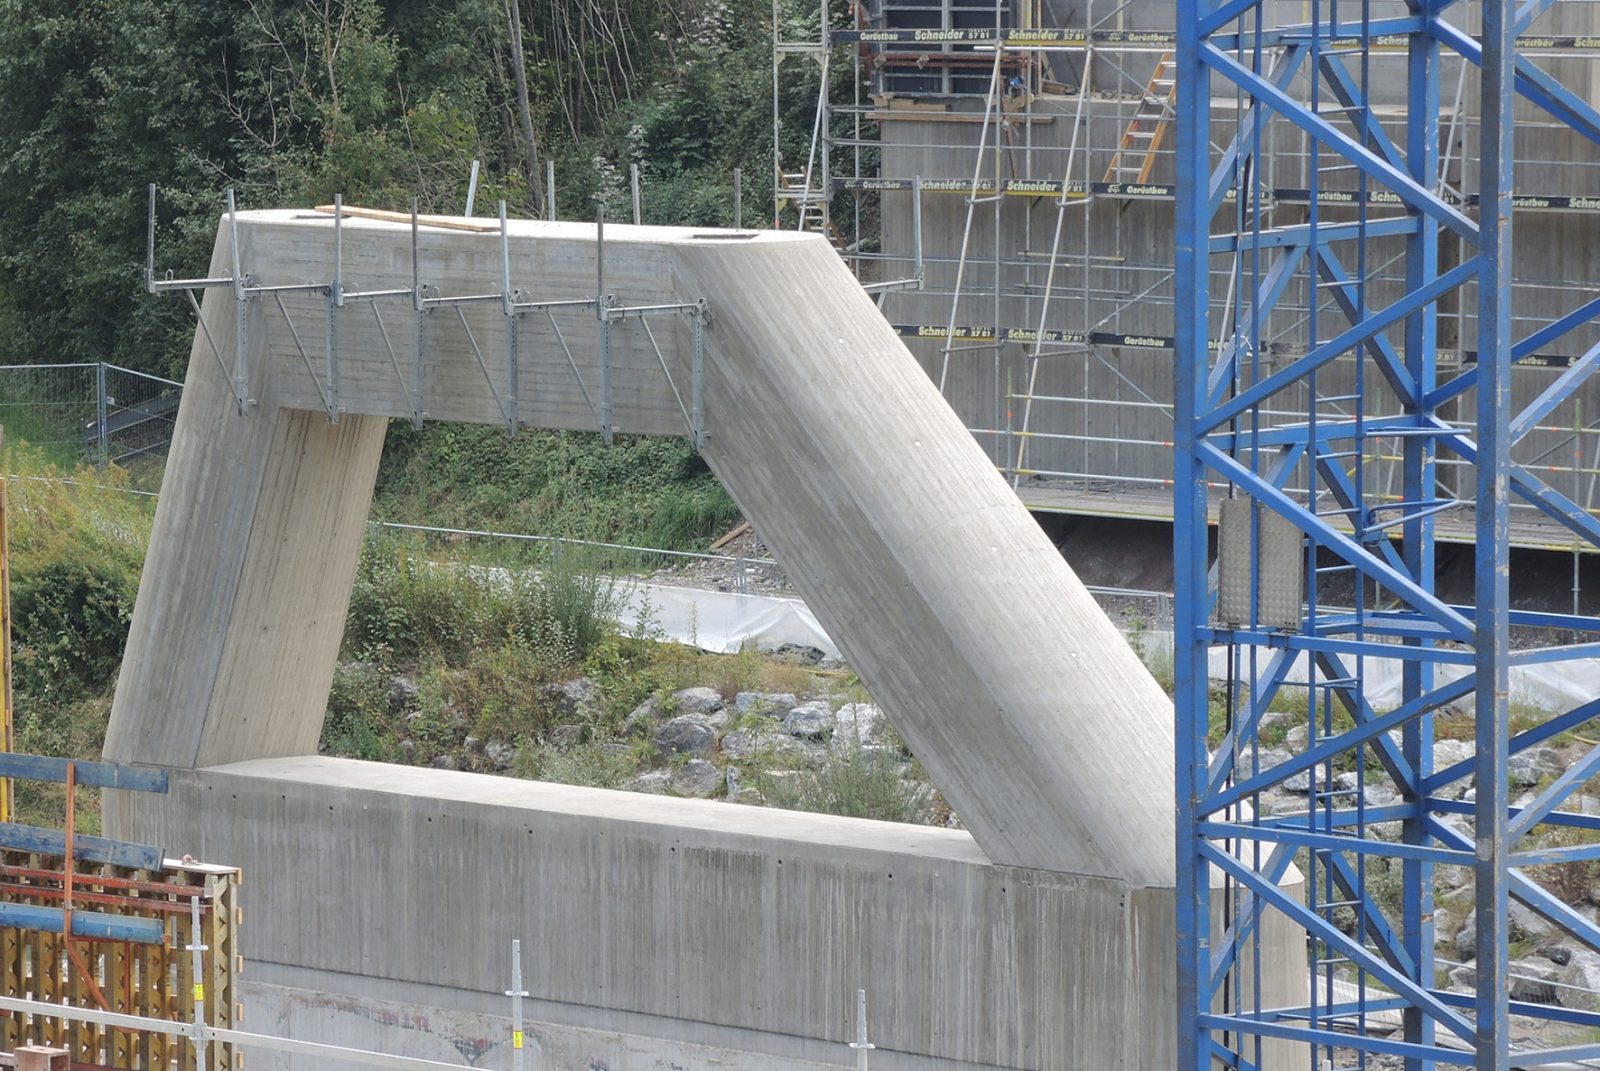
<box><xmin>0</xmin><ymin>364</ymin><xmax>184</xmax><ymax>490</ymax></box>
<box><xmin>0</xmin><ymin>364</ymin><xmax>98</xmax><ymax>462</ymax></box>
<box><xmin>98</xmin><ymin>363</ymin><xmax>182</xmax><ymax>483</ymax></box>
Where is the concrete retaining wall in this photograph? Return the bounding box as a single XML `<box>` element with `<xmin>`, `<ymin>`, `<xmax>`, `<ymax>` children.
<box><xmin>114</xmin><ymin>758</ymin><xmax>1303</xmax><ymax>1071</ymax></box>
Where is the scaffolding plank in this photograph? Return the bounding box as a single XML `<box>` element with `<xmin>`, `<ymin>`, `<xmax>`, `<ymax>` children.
<box><xmin>0</xmin><ymin>904</ymin><xmax>165</xmax><ymax>945</ymax></box>
<box><xmin>0</xmin><ymin>824</ymin><xmax>163</xmax><ymax>870</ymax></box>
<box><xmin>0</xmin><ymin>755</ymin><xmax>167</xmax><ymax>794</ymax></box>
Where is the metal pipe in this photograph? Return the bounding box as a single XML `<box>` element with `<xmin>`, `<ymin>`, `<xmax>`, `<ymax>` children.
<box><xmin>912</xmin><ymin>176</ymin><xmax>924</xmax><ymax>284</ymax></box>
<box><xmin>547</xmin><ymin>159</ymin><xmax>556</xmax><ymax>220</ymax></box>
<box><xmin>849</xmin><ymin>989</ymin><xmax>874</xmax><ymax>1070</ymax></box>
<box><xmin>631</xmin><ymin>162</ymin><xmax>642</xmax><ymax>224</ymax></box>
<box><xmin>500</xmin><ymin>201</ymin><xmax>512</xmax><ymax>317</ymax></box>
<box><xmin>145</xmin><ymin>184</ymin><xmax>157</xmax><ymax>293</ymax></box>
<box><xmin>465</xmin><ymin>159</ymin><xmax>480</xmax><ymax>217</ymax></box>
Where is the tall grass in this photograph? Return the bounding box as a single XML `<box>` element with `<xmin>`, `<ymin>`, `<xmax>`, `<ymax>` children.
<box><xmin>344</xmin><ymin>533</ymin><xmax>621</xmax><ymax>669</ymax></box>
<box><xmin>756</xmin><ymin>747</ymin><xmax>936</xmax><ymax>825</ymax></box>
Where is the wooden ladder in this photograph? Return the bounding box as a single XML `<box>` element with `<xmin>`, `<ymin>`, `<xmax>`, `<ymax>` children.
<box><xmin>1102</xmin><ymin>51</ymin><xmax>1178</xmax><ymax>186</ymax></box>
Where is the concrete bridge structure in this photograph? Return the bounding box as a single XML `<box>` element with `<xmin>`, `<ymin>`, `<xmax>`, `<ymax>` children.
<box><xmin>104</xmin><ymin>208</ymin><xmax>1302</xmax><ymax>1069</ymax></box>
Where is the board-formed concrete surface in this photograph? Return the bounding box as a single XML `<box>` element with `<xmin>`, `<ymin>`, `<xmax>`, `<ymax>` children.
<box><xmin>103</xmin><ymin>209</ymin><xmax>1305</xmax><ymax>1068</ymax></box>
<box><xmin>107</xmin><ymin>209</ymin><xmax>1176</xmax><ymax>883</ymax></box>
<box><xmin>118</xmin><ymin>757</ymin><xmax>1302</xmax><ymax>1071</ymax></box>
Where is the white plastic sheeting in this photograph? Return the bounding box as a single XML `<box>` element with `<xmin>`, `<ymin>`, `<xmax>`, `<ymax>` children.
<box><xmin>1134</xmin><ymin>630</ymin><xmax>1600</xmax><ymax>714</ymax></box>
<box><xmin>616</xmin><ymin>581</ymin><xmax>841</xmax><ymax>659</ymax></box>
<box><xmin>624</xmin><ymin>589</ymin><xmax>1600</xmax><ymax>714</ymax></box>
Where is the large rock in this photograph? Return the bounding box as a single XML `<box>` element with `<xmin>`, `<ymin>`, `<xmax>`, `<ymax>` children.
<box><xmin>1510</xmin><ymin>746</ymin><xmax>1566</xmax><ymax>788</ymax></box>
<box><xmin>734</xmin><ymin>691</ymin><xmax>799</xmax><ymax>717</ymax></box>
<box><xmin>1453</xmin><ymin>913</ymin><xmax>1477</xmax><ymax>961</ymax></box>
<box><xmin>1432</xmin><ymin>739</ymin><xmax>1476</xmax><ymax>799</ymax></box>
<box><xmin>771</xmin><ymin>643</ymin><xmax>825</xmax><ymax>665</ymax></box>
<box><xmin>723</xmin><ymin>725</ymin><xmax>814</xmax><ymax>762</ymax></box>
<box><xmin>633</xmin><ymin>770</ymin><xmax>671</xmax><ymax>794</ymax></box>
<box><xmin>832</xmin><ymin>703</ymin><xmax>886</xmax><ymax>749</ymax></box>
<box><xmin>1433</xmin><ymin>738</ymin><xmax>1473</xmax><ymax>771</ymax></box>
<box><xmin>1509</xmin><ymin>957</ymin><xmax>1561</xmax><ymax>1004</ymax></box>
<box><xmin>721</xmin><ymin>727</ymin><xmax>762</xmax><ymax>761</ymax></box>
<box><xmin>1255</xmin><ymin>710</ymin><xmax>1298</xmax><ymax>735</ymax></box>
<box><xmin>654</xmin><ymin>713</ymin><xmax>717</xmax><ymax>756</ymax></box>
<box><xmin>672</xmin><ymin>686</ymin><xmax>726</xmax><ymax>716</ymax></box>
<box><xmin>1560</xmin><ymin>949</ymin><xmax>1600</xmax><ymax>1010</ymax></box>
<box><xmin>484</xmin><ymin>738</ymin><xmax>518</xmax><ymax>770</ymax></box>
<box><xmin>542</xmin><ymin>677</ymin><xmax>604</xmax><ymax>721</ymax></box>
<box><xmin>388</xmin><ymin>675</ymin><xmax>419</xmax><ymax>714</ymax></box>
<box><xmin>1509</xmin><ymin>900</ymin><xmax>1555</xmax><ymax>943</ymax></box>
<box><xmin>670</xmin><ymin>759</ymin><xmax>722</xmax><ymax>798</ymax></box>
<box><xmin>781</xmin><ymin>700</ymin><xmax>834</xmax><ymax>739</ymax></box>
<box><xmin>622</xmin><ymin>695</ymin><xmax>663</xmax><ymax>737</ymax></box>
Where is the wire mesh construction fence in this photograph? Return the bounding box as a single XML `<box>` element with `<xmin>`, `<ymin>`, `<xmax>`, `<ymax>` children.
<box><xmin>0</xmin><ymin>362</ymin><xmax>182</xmax><ymax>477</ymax></box>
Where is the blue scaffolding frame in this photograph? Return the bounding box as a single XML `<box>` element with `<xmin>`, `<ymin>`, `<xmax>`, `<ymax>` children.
<box><xmin>1176</xmin><ymin>0</ymin><xmax>1600</xmax><ymax>1067</ymax></box>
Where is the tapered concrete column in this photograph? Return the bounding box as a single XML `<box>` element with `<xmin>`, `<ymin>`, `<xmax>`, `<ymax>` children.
<box><xmin>103</xmin><ymin>222</ymin><xmax>387</xmax><ymax>769</ymax></box>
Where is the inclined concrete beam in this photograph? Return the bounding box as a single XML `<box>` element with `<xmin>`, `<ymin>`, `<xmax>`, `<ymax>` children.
<box><xmin>106</xmin><ymin>210</ymin><xmax>1176</xmax><ymax>882</ymax></box>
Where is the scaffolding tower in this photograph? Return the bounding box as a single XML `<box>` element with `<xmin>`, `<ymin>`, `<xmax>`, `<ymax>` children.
<box><xmin>1174</xmin><ymin>1</ymin><xmax>1600</xmax><ymax>1069</ymax></box>
<box><xmin>777</xmin><ymin>0</ymin><xmax>1600</xmax><ymax>1067</ymax></box>
<box><xmin>777</xmin><ymin>0</ymin><xmax>1600</xmax><ymax>560</ymax></box>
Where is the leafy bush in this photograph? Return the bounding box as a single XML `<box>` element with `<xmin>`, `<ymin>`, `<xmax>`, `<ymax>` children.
<box><xmin>516</xmin><ymin>741</ymin><xmax>638</xmax><ymax>790</ymax></box>
<box><xmin>345</xmin><ymin>536</ymin><xmax>491</xmax><ymax>664</ymax></box>
<box><xmin>372</xmin><ymin>425</ymin><xmax>738</xmax><ymax>551</ymax></box>
<box><xmin>344</xmin><ymin>534</ymin><xmax>621</xmax><ymax>669</ymax></box>
<box><xmin>12</xmin><ymin>558</ymin><xmax>136</xmax><ymax>700</ymax></box>
<box><xmin>504</xmin><ymin>547</ymin><xmax>620</xmax><ymax>664</ymax></box>
<box><xmin>322</xmin><ymin>663</ymin><xmax>404</xmax><ymax>763</ymax></box>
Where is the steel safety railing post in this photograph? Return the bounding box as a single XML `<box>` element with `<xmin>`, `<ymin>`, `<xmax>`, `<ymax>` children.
<box><xmin>847</xmin><ymin>989</ymin><xmax>874</xmax><ymax>1070</ymax></box>
<box><xmin>145</xmin><ymin>184</ymin><xmax>255</xmax><ymax>413</ymax></box>
<box><xmin>186</xmin><ymin>895</ymin><xmax>208</xmax><ymax>1067</ymax></box>
<box><xmin>506</xmin><ymin>939</ymin><xmax>530</xmax><ymax>1071</ymax></box>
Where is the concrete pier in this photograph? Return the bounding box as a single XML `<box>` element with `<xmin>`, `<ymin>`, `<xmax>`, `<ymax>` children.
<box><xmin>105</xmin><ymin>209</ymin><xmax>1304</xmax><ymax>1068</ymax></box>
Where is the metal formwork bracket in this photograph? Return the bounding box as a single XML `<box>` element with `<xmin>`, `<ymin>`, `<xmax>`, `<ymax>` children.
<box><xmin>599</xmin><ymin>296</ymin><xmax>616</xmax><ymax>445</ymax></box>
<box><xmin>148</xmin><ymin>185</ymin><xmax>257</xmax><ymax>414</ymax></box>
<box><xmin>689</xmin><ymin>300</ymin><xmax>707</xmax><ymax>451</ymax></box>
<box><xmin>411</xmin><ymin>286</ymin><xmax>435</xmax><ymax>431</ymax></box>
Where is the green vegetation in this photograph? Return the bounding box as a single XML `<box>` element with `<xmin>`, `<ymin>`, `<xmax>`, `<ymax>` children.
<box><xmin>0</xmin><ymin>0</ymin><xmax>837</xmax><ymax>380</ymax></box>
<box><xmin>0</xmin><ymin>445</ymin><xmax>156</xmax><ymax>830</ymax></box>
<box><xmin>371</xmin><ymin>424</ymin><xmax>737</xmax><ymax>548</ymax></box>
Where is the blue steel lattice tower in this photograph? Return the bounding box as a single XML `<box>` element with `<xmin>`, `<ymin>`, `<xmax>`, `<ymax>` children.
<box><xmin>1176</xmin><ymin>0</ymin><xmax>1600</xmax><ymax>1068</ymax></box>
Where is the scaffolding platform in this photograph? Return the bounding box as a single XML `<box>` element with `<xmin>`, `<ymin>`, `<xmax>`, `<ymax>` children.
<box><xmin>1015</xmin><ymin>476</ymin><xmax>1600</xmax><ymax>553</ymax></box>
